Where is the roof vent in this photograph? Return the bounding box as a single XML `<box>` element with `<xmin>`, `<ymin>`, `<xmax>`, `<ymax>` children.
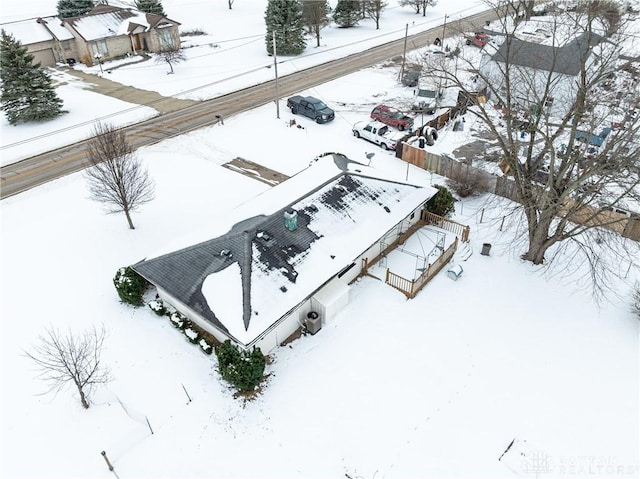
<box><xmin>284</xmin><ymin>209</ymin><xmax>298</xmax><ymax>231</ymax></box>
<box><xmin>256</xmin><ymin>231</ymin><xmax>271</xmax><ymax>243</ymax></box>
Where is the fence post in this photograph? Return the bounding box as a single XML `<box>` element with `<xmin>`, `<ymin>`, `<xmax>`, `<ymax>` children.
<box><xmin>480</xmin><ymin>208</ymin><xmax>485</xmax><ymax>223</ymax></box>
<box><xmin>101</xmin><ymin>451</ymin><xmax>114</xmax><ymax>472</ymax></box>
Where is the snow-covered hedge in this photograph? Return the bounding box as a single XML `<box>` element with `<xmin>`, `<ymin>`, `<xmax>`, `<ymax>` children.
<box><xmin>148</xmin><ymin>298</ymin><xmax>166</xmax><ymax>316</ymax></box>
<box><xmin>169</xmin><ymin>311</ymin><xmax>186</xmax><ymax>329</ymax></box>
<box><xmin>184</xmin><ymin>326</ymin><xmax>200</xmax><ymax>344</ymax></box>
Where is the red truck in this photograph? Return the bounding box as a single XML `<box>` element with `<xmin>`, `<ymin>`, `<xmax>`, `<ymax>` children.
<box><xmin>465</xmin><ymin>32</ymin><xmax>490</xmax><ymax>47</ymax></box>
<box><xmin>370</xmin><ymin>104</ymin><xmax>414</xmax><ymax>131</ymax></box>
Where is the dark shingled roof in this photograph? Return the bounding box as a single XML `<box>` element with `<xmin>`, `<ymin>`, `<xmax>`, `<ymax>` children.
<box><xmin>491</xmin><ymin>32</ymin><xmax>604</xmax><ymax>76</ymax></box>
<box><xmin>132</xmin><ymin>170</ymin><xmax>424</xmax><ymax>337</ymax></box>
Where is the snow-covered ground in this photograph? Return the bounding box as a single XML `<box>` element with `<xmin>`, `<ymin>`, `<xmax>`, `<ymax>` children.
<box><xmin>1</xmin><ymin>0</ymin><xmax>487</xmax><ymax>165</ymax></box>
<box><xmin>1</xmin><ymin>1</ymin><xmax>639</xmax><ymax>478</ymax></box>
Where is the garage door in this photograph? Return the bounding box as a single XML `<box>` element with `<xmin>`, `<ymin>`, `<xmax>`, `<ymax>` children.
<box><xmin>31</xmin><ymin>48</ymin><xmax>56</xmax><ymax>67</ymax></box>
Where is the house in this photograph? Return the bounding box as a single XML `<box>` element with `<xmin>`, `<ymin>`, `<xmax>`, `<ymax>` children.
<box><xmin>0</xmin><ymin>16</ymin><xmax>76</xmax><ymax>66</ymax></box>
<box><xmin>0</xmin><ymin>5</ymin><xmax>181</xmax><ymax>67</ymax></box>
<box><xmin>479</xmin><ymin>27</ymin><xmax>608</xmax><ymax>117</ymax></box>
<box><xmin>132</xmin><ymin>155</ymin><xmax>438</xmax><ymax>354</ymax></box>
<box><xmin>61</xmin><ymin>5</ymin><xmax>181</xmax><ymax>65</ymax></box>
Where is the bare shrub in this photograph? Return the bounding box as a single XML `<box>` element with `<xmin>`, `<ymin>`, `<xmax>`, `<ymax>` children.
<box><xmin>447</xmin><ymin>163</ymin><xmax>490</xmax><ymax>198</ymax></box>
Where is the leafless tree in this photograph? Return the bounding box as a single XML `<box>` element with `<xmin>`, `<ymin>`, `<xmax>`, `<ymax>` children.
<box><xmin>302</xmin><ymin>0</ymin><xmax>330</xmax><ymax>47</ymax></box>
<box><xmin>398</xmin><ymin>0</ymin><xmax>436</xmax><ymax>17</ymax></box>
<box><xmin>155</xmin><ymin>47</ymin><xmax>187</xmax><ymax>74</ymax></box>
<box><xmin>363</xmin><ymin>0</ymin><xmax>387</xmax><ymax>29</ymax></box>
<box><xmin>428</xmin><ymin>0</ymin><xmax>640</xmax><ymax>298</ymax></box>
<box><xmin>228</xmin><ymin>0</ymin><xmax>235</xmax><ymax>9</ymax></box>
<box><xmin>633</xmin><ymin>284</ymin><xmax>640</xmax><ymax>318</ymax></box>
<box><xmin>25</xmin><ymin>325</ymin><xmax>111</xmax><ymax>409</ymax></box>
<box><xmin>85</xmin><ymin>122</ymin><xmax>154</xmax><ymax>229</ymax></box>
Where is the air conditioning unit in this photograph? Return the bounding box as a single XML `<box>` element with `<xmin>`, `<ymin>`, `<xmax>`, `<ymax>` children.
<box><xmin>305</xmin><ymin>311</ymin><xmax>322</xmax><ymax>335</ymax></box>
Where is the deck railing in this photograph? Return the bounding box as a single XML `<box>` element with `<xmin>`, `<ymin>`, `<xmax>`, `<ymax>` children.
<box><xmin>385</xmin><ymin>237</ymin><xmax>458</xmax><ymax>298</ymax></box>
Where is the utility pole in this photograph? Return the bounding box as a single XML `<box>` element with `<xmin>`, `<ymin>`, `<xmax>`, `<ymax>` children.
<box><xmin>442</xmin><ymin>14</ymin><xmax>449</xmax><ymax>49</ymax></box>
<box><xmin>399</xmin><ymin>23</ymin><xmax>408</xmax><ymax>83</ymax></box>
<box><xmin>273</xmin><ymin>31</ymin><xmax>280</xmax><ymax>119</ymax></box>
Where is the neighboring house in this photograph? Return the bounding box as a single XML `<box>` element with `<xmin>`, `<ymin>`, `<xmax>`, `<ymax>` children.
<box><xmin>1</xmin><ymin>16</ymin><xmax>76</xmax><ymax>66</ymax></box>
<box><xmin>132</xmin><ymin>155</ymin><xmax>437</xmax><ymax>354</ymax></box>
<box><xmin>62</xmin><ymin>4</ymin><xmax>181</xmax><ymax>64</ymax></box>
<box><xmin>479</xmin><ymin>29</ymin><xmax>608</xmax><ymax>117</ymax></box>
<box><xmin>0</xmin><ymin>5</ymin><xmax>181</xmax><ymax>67</ymax></box>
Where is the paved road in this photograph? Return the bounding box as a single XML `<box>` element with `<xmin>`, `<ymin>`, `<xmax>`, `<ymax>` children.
<box><xmin>0</xmin><ymin>9</ymin><xmax>495</xmax><ymax>199</ymax></box>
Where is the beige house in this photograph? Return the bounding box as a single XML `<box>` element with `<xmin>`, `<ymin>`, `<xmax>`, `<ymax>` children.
<box><xmin>62</xmin><ymin>4</ymin><xmax>181</xmax><ymax>65</ymax></box>
<box><xmin>0</xmin><ymin>5</ymin><xmax>181</xmax><ymax>67</ymax></box>
<box><xmin>1</xmin><ymin>16</ymin><xmax>76</xmax><ymax>66</ymax></box>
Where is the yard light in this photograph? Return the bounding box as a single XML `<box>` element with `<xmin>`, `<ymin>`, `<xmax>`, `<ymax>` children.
<box><xmin>94</xmin><ymin>53</ymin><xmax>103</xmax><ymax>74</ymax></box>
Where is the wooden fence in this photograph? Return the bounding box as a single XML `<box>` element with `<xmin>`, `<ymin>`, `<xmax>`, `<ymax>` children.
<box><xmin>385</xmin><ymin>237</ymin><xmax>459</xmax><ymax>298</ymax></box>
<box><xmin>421</xmin><ymin>211</ymin><xmax>470</xmax><ymax>242</ymax></box>
<box><xmin>401</xmin><ymin>142</ymin><xmax>640</xmax><ymax>241</ymax></box>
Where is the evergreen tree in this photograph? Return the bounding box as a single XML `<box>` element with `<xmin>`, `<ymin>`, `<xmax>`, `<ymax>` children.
<box><xmin>333</xmin><ymin>0</ymin><xmax>361</xmax><ymax>27</ymax></box>
<box><xmin>135</xmin><ymin>0</ymin><xmax>167</xmax><ymax>16</ymax></box>
<box><xmin>264</xmin><ymin>0</ymin><xmax>306</xmax><ymax>56</ymax></box>
<box><xmin>56</xmin><ymin>0</ymin><xmax>95</xmax><ymax>19</ymax></box>
<box><xmin>0</xmin><ymin>30</ymin><xmax>66</xmax><ymax>125</ymax></box>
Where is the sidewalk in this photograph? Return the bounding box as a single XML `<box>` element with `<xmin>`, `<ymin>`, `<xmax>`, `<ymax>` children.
<box><xmin>61</xmin><ymin>67</ymin><xmax>199</xmax><ymax>114</ymax></box>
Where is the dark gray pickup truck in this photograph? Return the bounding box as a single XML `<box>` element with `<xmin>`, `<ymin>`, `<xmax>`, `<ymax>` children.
<box><xmin>287</xmin><ymin>96</ymin><xmax>335</xmax><ymax>123</ymax></box>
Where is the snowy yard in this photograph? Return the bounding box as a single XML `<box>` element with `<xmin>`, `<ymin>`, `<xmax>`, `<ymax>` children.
<box><xmin>1</xmin><ymin>1</ymin><xmax>639</xmax><ymax>478</ymax></box>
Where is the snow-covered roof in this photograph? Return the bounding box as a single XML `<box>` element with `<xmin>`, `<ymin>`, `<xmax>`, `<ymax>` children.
<box><xmin>133</xmin><ymin>155</ymin><xmax>436</xmax><ymax>346</ymax></box>
<box><xmin>38</xmin><ymin>16</ymin><xmax>74</xmax><ymax>41</ymax></box>
<box><xmin>62</xmin><ymin>5</ymin><xmax>179</xmax><ymax>41</ymax></box>
<box><xmin>0</xmin><ymin>16</ymin><xmax>77</xmax><ymax>45</ymax></box>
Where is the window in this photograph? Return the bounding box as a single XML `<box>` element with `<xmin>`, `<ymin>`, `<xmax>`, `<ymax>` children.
<box><xmin>158</xmin><ymin>28</ymin><xmax>174</xmax><ymax>49</ymax></box>
<box><xmin>90</xmin><ymin>40</ymin><xmax>109</xmax><ymax>57</ymax></box>
<box><xmin>61</xmin><ymin>40</ymin><xmax>72</xmax><ymax>50</ymax></box>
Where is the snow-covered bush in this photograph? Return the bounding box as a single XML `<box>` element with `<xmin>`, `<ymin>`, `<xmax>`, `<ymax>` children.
<box><xmin>426</xmin><ymin>185</ymin><xmax>456</xmax><ymax>217</ymax></box>
<box><xmin>169</xmin><ymin>311</ymin><xmax>186</xmax><ymax>329</ymax></box>
<box><xmin>148</xmin><ymin>298</ymin><xmax>166</xmax><ymax>316</ymax></box>
<box><xmin>199</xmin><ymin>338</ymin><xmax>213</xmax><ymax>355</ymax></box>
<box><xmin>216</xmin><ymin>340</ymin><xmax>266</xmax><ymax>392</ymax></box>
<box><xmin>184</xmin><ymin>326</ymin><xmax>200</xmax><ymax>344</ymax></box>
<box><xmin>113</xmin><ymin>267</ymin><xmax>147</xmax><ymax>306</ymax></box>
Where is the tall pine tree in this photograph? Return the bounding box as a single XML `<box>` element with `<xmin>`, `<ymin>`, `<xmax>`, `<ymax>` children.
<box><xmin>57</xmin><ymin>0</ymin><xmax>96</xmax><ymax>19</ymax></box>
<box><xmin>265</xmin><ymin>0</ymin><xmax>306</xmax><ymax>56</ymax></box>
<box><xmin>333</xmin><ymin>0</ymin><xmax>361</xmax><ymax>27</ymax></box>
<box><xmin>0</xmin><ymin>30</ymin><xmax>66</xmax><ymax>125</ymax></box>
<box><xmin>135</xmin><ymin>0</ymin><xmax>167</xmax><ymax>16</ymax></box>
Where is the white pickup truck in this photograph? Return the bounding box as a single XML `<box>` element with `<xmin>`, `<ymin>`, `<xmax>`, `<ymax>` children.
<box><xmin>352</xmin><ymin>121</ymin><xmax>405</xmax><ymax>150</ymax></box>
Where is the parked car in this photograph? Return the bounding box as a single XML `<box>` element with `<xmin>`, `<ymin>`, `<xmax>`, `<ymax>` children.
<box><xmin>402</xmin><ymin>70</ymin><xmax>420</xmax><ymax>87</ymax></box>
<box><xmin>287</xmin><ymin>95</ymin><xmax>335</xmax><ymax>123</ymax></box>
<box><xmin>352</xmin><ymin>121</ymin><xmax>405</xmax><ymax>150</ymax></box>
<box><xmin>370</xmin><ymin>104</ymin><xmax>414</xmax><ymax>131</ymax></box>
<box><xmin>413</xmin><ymin>80</ymin><xmax>443</xmax><ymax>114</ymax></box>
<box><xmin>465</xmin><ymin>32</ymin><xmax>490</xmax><ymax>47</ymax></box>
